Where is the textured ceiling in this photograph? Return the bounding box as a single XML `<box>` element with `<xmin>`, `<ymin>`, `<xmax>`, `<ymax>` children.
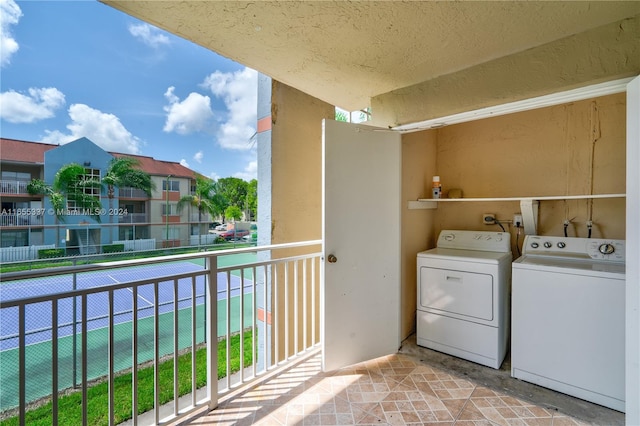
<box><xmin>102</xmin><ymin>1</ymin><xmax>640</xmax><ymax>110</ymax></box>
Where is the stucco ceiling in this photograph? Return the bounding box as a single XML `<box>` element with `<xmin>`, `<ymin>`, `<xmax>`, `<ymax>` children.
<box><xmin>102</xmin><ymin>1</ymin><xmax>640</xmax><ymax>111</ymax></box>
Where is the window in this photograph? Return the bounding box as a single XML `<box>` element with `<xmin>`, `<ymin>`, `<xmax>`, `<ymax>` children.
<box><xmin>67</xmin><ymin>168</ymin><xmax>101</xmax><ymax>210</ymax></box>
<box><xmin>1</xmin><ymin>171</ymin><xmax>31</xmax><ymax>181</ymax></box>
<box><xmin>1</xmin><ymin>230</ymin><xmax>28</xmax><ymax>247</ymax></box>
<box><xmin>161</xmin><ymin>204</ymin><xmax>173</xmax><ymax>216</ymax></box>
<box><xmin>162</xmin><ymin>180</ymin><xmax>180</xmax><ymax>192</ymax></box>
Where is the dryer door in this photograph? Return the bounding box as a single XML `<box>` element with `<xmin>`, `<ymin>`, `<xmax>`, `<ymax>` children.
<box><xmin>419</xmin><ymin>266</ymin><xmax>494</xmax><ymax>321</ymax></box>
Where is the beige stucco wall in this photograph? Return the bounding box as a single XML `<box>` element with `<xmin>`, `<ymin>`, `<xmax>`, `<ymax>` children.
<box><xmin>433</xmin><ymin>93</ymin><xmax>626</xmax><ymax>245</ymax></box>
<box><xmin>400</xmin><ymin>131</ymin><xmax>437</xmax><ymax>338</ymax></box>
<box><xmin>269</xmin><ymin>81</ymin><xmax>334</xmax><ymax>360</ymax></box>
<box><xmin>371</xmin><ymin>15</ymin><xmax>639</xmax><ymax>128</ymax></box>
<box><xmin>270</xmin><ymin>81</ymin><xmax>334</xmax><ymax>245</ymax></box>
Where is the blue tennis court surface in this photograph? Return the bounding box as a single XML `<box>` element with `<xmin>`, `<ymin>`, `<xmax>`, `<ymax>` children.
<box><xmin>0</xmin><ymin>262</ymin><xmax>256</xmax><ymax>351</ymax></box>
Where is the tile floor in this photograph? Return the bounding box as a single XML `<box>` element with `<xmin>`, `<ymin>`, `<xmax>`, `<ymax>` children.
<box><xmin>188</xmin><ymin>350</ymin><xmax>595</xmax><ymax>425</ymax></box>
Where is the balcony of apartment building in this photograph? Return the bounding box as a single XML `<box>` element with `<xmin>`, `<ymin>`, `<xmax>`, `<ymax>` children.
<box><xmin>1</xmin><ymin>170</ymin><xmax>46</xmax><ymax>230</ymax></box>
<box><xmin>0</xmin><ymin>179</ymin><xmax>30</xmax><ymax>196</ymax></box>
<box><xmin>117</xmin><ymin>188</ymin><xmax>150</xmax><ymax>225</ymax></box>
<box><xmin>118</xmin><ymin>187</ymin><xmax>151</xmax><ymax>200</ymax></box>
<box><xmin>0</xmin><ymin>239</ymin><xmax>624</xmax><ymax>426</ymax></box>
<box><xmin>0</xmin><ymin>211</ymin><xmax>44</xmax><ymax>227</ymax></box>
<box><xmin>1</xmin><ymin>169</ymin><xmax>41</xmax><ymax>196</ymax></box>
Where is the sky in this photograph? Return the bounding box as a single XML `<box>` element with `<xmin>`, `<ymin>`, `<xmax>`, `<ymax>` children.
<box><xmin>0</xmin><ymin>0</ymin><xmax>258</xmax><ymax>182</ymax></box>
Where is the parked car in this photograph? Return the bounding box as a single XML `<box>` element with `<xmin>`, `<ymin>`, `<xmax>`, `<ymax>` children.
<box><xmin>209</xmin><ymin>221</ymin><xmax>221</xmax><ymax>229</ymax></box>
<box><xmin>215</xmin><ymin>223</ymin><xmax>227</xmax><ymax>231</ymax></box>
<box><xmin>219</xmin><ymin>229</ymin><xmax>250</xmax><ymax>241</ymax></box>
<box><xmin>242</xmin><ymin>232</ymin><xmax>257</xmax><ymax>242</ymax></box>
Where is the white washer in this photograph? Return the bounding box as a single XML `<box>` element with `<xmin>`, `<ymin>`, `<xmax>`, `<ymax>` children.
<box><xmin>417</xmin><ymin>230</ymin><xmax>512</xmax><ymax>369</ymax></box>
<box><xmin>511</xmin><ymin>235</ymin><xmax>625</xmax><ymax>412</ymax></box>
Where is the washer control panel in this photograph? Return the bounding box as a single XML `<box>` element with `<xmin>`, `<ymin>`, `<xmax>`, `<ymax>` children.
<box><xmin>522</xmin><ymin>235</ymin><xmax>625</xmax><ymax>262</ymax></box>
<box><xmin>437</xmin><ymin>230</ymin><xmax>511</xmax><ymax>253</ymax></box>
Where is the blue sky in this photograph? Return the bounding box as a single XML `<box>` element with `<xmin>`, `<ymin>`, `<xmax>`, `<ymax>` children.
<box><xmin>0</xmin><ymin>0</ymin><xmax>258</xmax><ymax>181</ymax></box>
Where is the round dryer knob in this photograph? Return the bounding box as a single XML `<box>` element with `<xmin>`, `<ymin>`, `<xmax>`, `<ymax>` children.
<box><xmin>557</xmin><ymin>242</ymin><xmax>566</xmax><ymax>248</ymax></box>
<box><xmin>544</xmin><ymin>242</ymin><xmax>552</xmax><ymax>248</ymax></box>
<box><xmin>531</xmin><ymin>242</ymin><xmax>539</xmax><ymax>248</ymax></box>
<box><xmin>598</xmin><ymin>244</ymin><xmax>615</xmax><ymax>255</ymax></box>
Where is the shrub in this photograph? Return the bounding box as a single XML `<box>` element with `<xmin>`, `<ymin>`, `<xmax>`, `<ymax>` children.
<box><xmin>103</xmin><ymin>244</ymin><xmax>125</xmax><ymax>254</ymax></box>
<box><xmin>38</xmin><ymin>248</ymin><xmax>65</xmax><ymax>259</ymax></box>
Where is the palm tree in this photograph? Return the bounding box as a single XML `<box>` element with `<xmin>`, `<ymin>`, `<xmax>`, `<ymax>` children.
<box><xmin>102</xmin><ymin>157</ymin><xmax>154</xmax><ymax>241</ymax></box>
<box><xmin>177</xmin><ymin>176</ymin><xmax>225</xmax><ymax>246</ymax></box>
<box><xmin>27</xmin><ymin>163</ymin><xmax>103</xmax><ymax>246</ymax></box>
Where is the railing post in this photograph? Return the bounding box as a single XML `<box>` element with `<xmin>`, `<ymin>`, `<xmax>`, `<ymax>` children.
<box><xmin>206</xmin><ymin>254</ymin><xmax>218</xmax><ymax>410</ymax></box>
<box><xmin>73</xmin><ymin>271</ymin><xmax>78</xmax><ymax>388</ymax></box>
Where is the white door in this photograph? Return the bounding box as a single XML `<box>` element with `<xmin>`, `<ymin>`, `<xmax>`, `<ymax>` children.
<box><xmin>626</xmin><ymin>75</ymin><xmax>640</xmax><ymax>424</ymax></box>
<box><xmin>321</xmin><ymin>119</ymin><xmax>401</xmax><ymax>372</ymax></box>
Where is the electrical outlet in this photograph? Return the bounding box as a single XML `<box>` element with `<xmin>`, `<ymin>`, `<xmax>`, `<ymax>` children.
<box><xmin>482</xmin><ymin>213</ymin><xmax>496</xmax><ymax>225</ymax></box>
<box><xmin>513</xmin><ymin>213</ymin><xmax>523</xmax><ymax>228</ymax></box>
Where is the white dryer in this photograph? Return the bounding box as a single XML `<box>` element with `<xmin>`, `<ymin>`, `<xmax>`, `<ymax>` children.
<box><xmin>417</xmin><ymin>230</ymin><xmax>512</xmax><ymax>369</ymax></box>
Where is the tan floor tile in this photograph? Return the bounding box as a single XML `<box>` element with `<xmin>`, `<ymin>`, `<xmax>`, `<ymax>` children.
<box><xmin>496</xmin><ymin>405</ymin><xmax>521</xmax><ymax>419</ymax></box>
<box><xmin>181</xmin><ymin>353</ymin><xmax>599</xmax><ymax>426</ymax></box>
<box><xmin>384</xmin><ymin>411</ymin><xmax>406</xmax><ymax>425</ymax></box>
<box><xmin>441</xmin><ymin>398</ymin><xmax>467</xmax><ymax>418</ymax></box>
<box><xmin>527</xmin><ymin>405</ymin><xmax>553</xmax><ymax>418</ymax></box>
<box><xmin>319</xmin><ymin>413</ymin><xmax>339</xmax><ymax>425</ymax></box>
<box><xmin>459</xmin><ymin>402</ymin><xmax>491</xmax><ymax>421</ymax></box>
<box><xmin>471</xmin><ymin>386</ymin><xmax>500</xmax><ymax>397</ymax></box>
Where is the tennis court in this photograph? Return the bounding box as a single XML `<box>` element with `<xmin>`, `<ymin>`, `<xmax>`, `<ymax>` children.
<box><xmin>0</xmin><ymin>253</ymin><xmax>261</xmax><ymax>411</ymax></box>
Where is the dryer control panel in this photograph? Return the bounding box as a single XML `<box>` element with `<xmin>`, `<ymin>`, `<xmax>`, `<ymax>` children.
<box><xmin>437</xmin><ymin>230</ymin><xmax>511</xmax><ymax>253</ymax></box>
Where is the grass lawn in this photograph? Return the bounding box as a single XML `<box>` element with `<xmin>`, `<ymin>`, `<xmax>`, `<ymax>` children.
<box><xmin>0</xmin><ymin>331</ymin><xmax>253</xmax><ymax>426</ymax></box>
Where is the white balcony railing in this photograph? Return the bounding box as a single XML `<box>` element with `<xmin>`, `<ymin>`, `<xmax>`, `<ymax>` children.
<box><xmin>0</xmin><ymin>240</ymin><xmax>322</xmax><ymax>425</ymax></box>
<box><xmin>118</xmin><ymin>187</ymin><xmax>150</xmax><ymax>199</ymax></box>
<box><xmin>118</xmin><ymin>212</ymin><xmax>148</xmax><ymax>224</ymax></box>
<box><xmin>0</xmin><ymin>213</ymin><xmax>44</xmax><ymax>227</ymax></box>
<box><xmin>0</xmin><ymin>180</ymin><xmax>30</xmax><ymax>195</ymax></box>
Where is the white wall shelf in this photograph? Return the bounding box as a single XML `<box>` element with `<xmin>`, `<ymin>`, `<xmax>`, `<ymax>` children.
<box><xmin>415</xmin><ymin>193</ymin><xmax>626</xmax><ymax>203</ymax></box>
<box><xmin>409</xmin><ymin>193</ymin><xmax>626</xmax><ymax>233</ymax></box>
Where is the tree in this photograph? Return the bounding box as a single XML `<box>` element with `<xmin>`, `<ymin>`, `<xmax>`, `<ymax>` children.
<box><xmin>103</xmin><ymin>156</ymin><xmax>153</xmax><ymax>200</ymax></box>
<box><xmin>177</xmin><ymin>176</ymin><xmax>225</xmax><ymax>245</ymax></box>
<box><xmin>27</xmin><ymin>163</ymin><xmax>103</xmax><ymax>246</ymax></box>
<box><xmin>216</xmin><ymin>177</ymin><xmax>248</xmax><ymax>215</ymax></box>
<box><xmin>335</xmin><ymin>109</ymin><xmax>349</xmax><ymax>122</ymax></box>
<box><xmin>246</xmin><ymin>179</ymin><xmax>257</xmax><ymax>219</ymax></box>
<box><xmin>225</xmin><ymin>206</ymin><xmax>242</xmax><ymax>222</ymax></box>
<box><xmin>102</xmin><ymin>157</ymin><xmax>154</xmax><ymax>240</ymax></box>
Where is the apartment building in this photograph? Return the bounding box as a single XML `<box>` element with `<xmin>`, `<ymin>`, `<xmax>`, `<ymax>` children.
<box><xmin>0</xmin><ymin>137</ymin><xmax>204</xmax><ymax>254</ymax></box>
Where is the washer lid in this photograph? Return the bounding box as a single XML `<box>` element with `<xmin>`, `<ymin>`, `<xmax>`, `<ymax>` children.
<box><xmin>513</xmin><ymin>254</ymin><xmax>625</xmax><ymax>276</ymax></box>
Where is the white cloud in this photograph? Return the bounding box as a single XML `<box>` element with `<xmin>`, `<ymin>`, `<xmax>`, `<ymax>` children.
<box><xmin>128</xmin><ymin>23</ymin><xmax>170</xmax><ymax>48</ymax></box>
<box><xmin>0</xmin><ymin>87</ymin><xmax>65</xmax><ymax>123</ymax></box>
<box><xmin>194</xmin><ymin>151</ymin><xmax>204</xmax><ymax>163</ymax></box>
<box><xmin>201</xmin><ymin>67</ymin><xmax>257</xmax><ymax>150</ymax></box>
<box><xmin>0</xmin><ymin>0</ymin><xmax>21</xmax><ymax>67</ymax></box>
<box><xmin>234</xmin><ymin>160</ymin><xmax>257</xmax><ymax>181</ymax></box>
<box><xmin>209</xmin><ymin>171</ymin><xmax>221</xmax><ymax>181</ymax></box>
<box><xmin>163</xmin><ymin>86</ymin><xmax>214</xmax><ymax>134</ymax></box>
<box><xmin>180</xmin><ymin>159</ymin><xmax>190</xmax><ymax>168</ymax></box>
<box><xmin>42</xmin><ymin>104</ymin><xmax>142</xmax><ymax>154</ymax></box>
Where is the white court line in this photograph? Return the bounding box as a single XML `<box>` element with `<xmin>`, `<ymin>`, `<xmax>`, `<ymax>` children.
<box><xmin>108</xmin><ymin>274</ymin><xmax>155</xmax><ymax>306</ymax></box>
<box><xmin>125</xmin><ymin>287</ymin><xmax>154</xmax><ymax>306</ymax></box>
